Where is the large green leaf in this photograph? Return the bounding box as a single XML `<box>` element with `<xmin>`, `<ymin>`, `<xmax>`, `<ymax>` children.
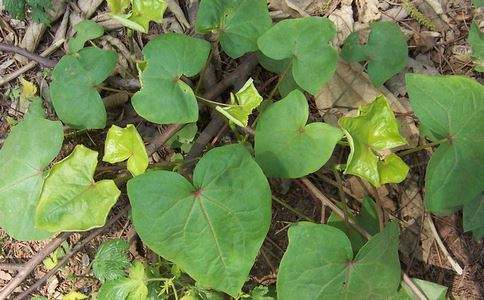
<box><xmin>107</xmin><ymin>0</ymin><xmax>167</xmax><ymax>33</ymax></box>
<box><xmin>103</xmin><ymin>124</ymin><xmax>148</xmax><ymax>176</ymax></box>
<box><xmin>342</xmin><ymin>21</ymin><xmax>408</xmax><ymax>86</ymax></box>
<box><xmin>93</xmin><ymin>239</ymin><xmax>131</xmax><ymax>283</ymax></box>
<box><xmin>131</xmin><ymin>33</ymin><xmax>210</xmax><ymax>124</ymax></box>
<box><xmin>51</xmin><ymin>47</ymin><xmax>118</xmax><ymax>129</ymax></box>
<box><xmin>196</xmin><ymin>0</ymin><xmax>271</xmax><ymax>58</ymax></box>
<box><xmin>327</xmin><ymin>197</ymin><xmax>379</xmax><ymax>252</ymax></box>
<box><xmin>277</xmin><ymin>222</ymin><xmax>401</xmax><ymax>300</ymax></box>
<box><xmin>255</xmin><ymin>90</ymin><xmax>342</xmax><ymax>178</ymax></box>
<box><xmin>0</xmin><ymin>100</ymin><xmax>63</xmax><ymax>240</ymax></box>
<box><xmin>35</xmin><ymin>145</ymin><xmax>121</xmax><ymax>232</ymax></box>
<box><xmin>339</xmin><ymin>95</ymin><xmax>408</xmax><ymax>187</ymax></box>
<box><xmin>406</xmin><ymin>74</ymin><xmax>484</xmax><ymax>214</ymax></box>
<box><xmin>98</xmin><ymin>261</ymin><xmax>148</xmax><ymax>300</ymax></box>
<box><xmin>463</xmin><ymin>193</ymin><xmax>484</xmax><ymax>240</ymax></box>
<box><xmin>215</xmin><ymin>78</ymin><xmax>263</xmax><ymax>127</ymax></box>
<box><xmin>257</xmin><ymin>17</ymin><xmax>338</xmax><ymax>95</ymax></box>
<box><xmin>127</xmin><ymin>144</ymin><xmax>271</xmax><ymax>296</ymax></box>
<box><xmin>469</xmin><ymin>21</ymin><xmax>484</xmax><ymax>72</ymax></box>
<box><xmin>68</xmin><ymin>20</ymin><xmax>104</xmax><ymax>54</ymax></box>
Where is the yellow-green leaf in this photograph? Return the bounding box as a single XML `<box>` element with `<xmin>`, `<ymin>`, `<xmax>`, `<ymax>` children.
<box><xmin>215</xmin><ymin>78</ymin><xmax>263</xmax><ymax>127</ymax></box>
<box><xmin>339</xmin><ymin>95</ymin><xmax>408</xmax><ymax>187</ymax></box>
<box><xmin>35</xmin><ymin>145</ymin><xmax>121</xmax><ymax>233</ymax></box>
<box><xmin>62</xmin><ymin>291</ymin><xmax>88</xmax><ymax>300</ymax></box>
<box><xmin>107</xmin><ymin>0</ymin><xmax>167</xmax><ymax>33</ymax></box>
<box><xmin>103</xmin><ymin>124</ymin><xmax>148</xmax><ymax>176</ymax></box>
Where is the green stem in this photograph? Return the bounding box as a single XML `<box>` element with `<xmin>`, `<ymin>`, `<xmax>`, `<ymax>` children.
<box><xmin>267</xmin><ymin>63</ymin><xmax>291</xmax><ymax>101</ymax></box>
<box><xmin>272</xmin><ymin>195</ymin><xmax>313</xmax><ymax>222</ymax></box>
<box><xmin>195</xmin><ymin>48</ymin><xmax>214</xmax><ymax>94</ymax></box>
<box><xmin>399</xmin><ymin>138</ymin><xmax>448</xmax><ymax>156</ymax></box>
<box><xmin>195</xmin><ymin>95</ymin><xmax>230</xmax><ymax>107</ymax></box>
<box><xmin>147</xmin><ymin>277</ymin><xmax>171</xmax><ymax>282</ymax></box>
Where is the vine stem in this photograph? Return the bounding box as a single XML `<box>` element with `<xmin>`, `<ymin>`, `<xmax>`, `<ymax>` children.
<box><xmin>399</xmin><ymin>138</ymin><xmax>448</xmax><ymax>156</ymax></box>
<box><xmin>195</xmin><ymin>95</ymin><xmax>229</xmax><ymax>107</ymax></box>
<box><xmin>298</xmin><ymin>177</ymin><xmax>427</xmax><ymax>300</ymax></box>
<box><xmin>267</xmin><ymin>63</ymin><xmax>291</xmax><ymax>101</ymax></box>
<box><xmin>271</xmin><ymin>195</ymin><xmax>313</xmax><ymax>222</ymax></box>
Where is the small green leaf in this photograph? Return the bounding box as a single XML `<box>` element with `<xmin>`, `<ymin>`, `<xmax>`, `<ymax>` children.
<box><xmin>196</xmin><ymin>0</ymin><xmax>271</xmax><ymax>58</ymax></box>
<box><xmin>392</xmin><ymin>278</ymin><xmax>448</xmax><ymax>300</ymax></box>
<box><xmin>216</xmin><ymin>78</ymin><xmax>263</xmax><ymax>127</ymax></box>
<box><xmin>98</xmin><ymin>261</ymin><xmax>148</xmax><ymax>300</ymax></box>
<box><xmin>43</xmin><ymin>241</ymin><xmax>69</xmax><ymax>270</ymax></box>
<box><xmin>35</xmin><ymin>145</ymin><xmax>121</xmax><ymax>232</ymax></box>
<box><xmin>27</xmin><ymin>0</ymin><xmax>52</xmax><ymax>24</ymax></box>
<box><xmin>132</xmin><ymin>33</ymin><xmax>210</xmax><ymax>124</ymax></box>
<box><xmin>0</xmin><ymin>99</ymin><xmax>63</xmax><ymax>241</ymax></box>
<box><xmin>51</xmin><ymin>47</ymin><xmax>118</xmax><ymax>129</ymax></box>
<box><xmin>469</xmin><ymin>21</ymin><xmax>484</xmax><ymax>72</ymax></box>
<box><xmin>463</xmin><ymin>193</ymin><xmax>484</xmax><ymax>240</ymax></box>
<box><xmin>257</xmin><ymin>17</ymin><xmax>338</xmax><ymax>95</ymax></box>
<box><xmin>167</xmin><ymin>123</ymin><xmax>198</xmax><ymax>153</ymax></box>
<box><xmin>4</xmin><ymin>0</ymin><xmax>26</xmax><ymax>19</ymax></box>
<box><xmin>103</xmin><ymin>124</ymin><xmax>148</xmax><ymax>176</ymax></box>
<box><xmin>107</xmin><ymin>0</ymin><xmax>167</xmax><ymax>33</ymax></box>
<box><xmin>255</xmin><ymin>90</ymin><xmax>342</xmax><ymax>178</ymax></box>
<box><xmin>127</xmin><ymin>144</ymin><xmax>271</xmax><ymax>296</ymax></box>
<box><xmin>339</xmin><ymin>95</ymin><xmax>408</xmax><ymax>187</ymax></box>
<box><xmin>68</xmin><ymin>20</ymin><xmax>104</xmax><ymax>54</ymax></box>
<box><xmin>93</xmin><ymin>239</ymin><xmax>131</xmax><ymax>283</ymax></box>
<box><xmin>277</xmin><ymin>222</ymin><xmax>401</xmax><ymax>300</ymax></box>
<box><xmin>327</xmin><ymin>197</ymin><xmax>379</xmax><ymax>252</ymax></box>
<box><xmin>342</xmin><ymin>21</ymin><xmax>408</xmax><ymax>86</ymax></box>
<box><xmin>406</xmin><ymin>74</ymin><xmax>484</xmax><ymax>214</ymax></box>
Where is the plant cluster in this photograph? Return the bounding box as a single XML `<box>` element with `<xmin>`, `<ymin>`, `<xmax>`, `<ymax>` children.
<box><xmin>4</xmin><ymin>0</ymin><xmax>52</xmax><ymax>24</ymax></box>
<box><xmin>0</xmin><ymin>0</ymin><xmax>483</xmax><ymax>299</ymax></box>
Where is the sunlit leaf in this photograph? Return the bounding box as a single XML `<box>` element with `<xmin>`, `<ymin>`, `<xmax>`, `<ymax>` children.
<box><xmin>0</xmin><ymin>99</ymin><xmax>63</xmax><ymax>240</ymax></box>
<box><xmin>103</xmin><ymin>124</ymin><xmax>148</xmax><ymax>176</ymax></box>
<box><xmin>342</xmin><ymin>21</ymin><xmax>408</xmax><ymax>86</ymax></box>
<box><xmin>98</xmin><ymin>261</ymin><xmax>148</xmax><ymax>300</ymax></box>
<box><xmin>20</xmin><ymin>78</ymin><xmax>37</xmax><ymax>101</ymax></box>
<box><xmin>469</xmin><ymin>21</ymin><xmax>484</xmax><ymax>72</ymax></box>
<box><xmin>339</xmin><ymin>95</ymin><xmax>408</xmax><ymax>187</ymax></box>
<box><xmin>68</xmin><ymin>20</ymin><xmax>104</xmax><ymax>54</ymax></box>
<box><xmin>257</xmin><ymin>17</ymin><xmax>338</xmax><ymax>95</ymax></box>
<box><xmin>35</xmin><ymin>145</ymin><xmax>121</xmax><ymax>232</ymax></box>
<box><xmin>277</xmin><ymin>222</ymin><xmax>401</xmax><ymax>300</ymax></box>
<box><xmin>196</xmin><ymin>0</ymin><xmax>271</xmax><ymax>58</ymax></box>
<box><xmin>406</xmin><ymin>74</ymin><xmax>484</xmax><ymax>215</ymax></box>
<box><xmin>43</xmin><ymin>241</ymin><xmax>69</xmax><ymax>270</ymax></box>
<box><xmin>128</xmin><ymin>144</ymin><xmax>271</xmax><ymax>296</ymax></box>
<box><xmin>255</xmin><ymin>90</ymin><xmax>342</xmax><ymax>178</ymax></box>
<box><xmin>62</xmin><ymin>291</ymin><xmax>88</xmax><ymax>300</ymax></box>
<box><xmin>51</xmin><ymin>47</ymin><xmax>118</xmax><ymax>129</ymax></box>
<box><xmin>93</xmin><ymin>239</ymin><xmax>131</xmax><ymax>283</ymax></box>
<box><xmin>132</xmin><ymin>33</ymin><xmax>210</xmax><ymax>124</ymax></box>
<box><xmin>107</xmin><ymin>0</ymin><xmax>167</xmax><ymax>33</ymax></box>
<box><xmin>215</xmin><ymin>78</ymin><xmax>263</xmax><ymax>127</ymax></box>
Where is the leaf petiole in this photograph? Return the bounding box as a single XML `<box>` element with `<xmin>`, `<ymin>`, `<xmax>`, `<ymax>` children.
<box><xmin>398</xmin><ymin>138</ymin><xmax>449</xmax><ymax>156</ymax></box>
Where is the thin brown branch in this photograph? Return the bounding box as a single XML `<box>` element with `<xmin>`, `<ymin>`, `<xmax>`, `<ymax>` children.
<box><xmin>0</xmin><ymin>43</ymin><xmax>57</xmax><ymax>68</ymax></box>
<box><xmin>14</xmin><ymin>206</ymin><xmax>130</xmax><ymax>300</ymax></box>
<box><xmin>0</xmin><ymin>233</ymin><xmax>70</xmax><ymax>299</ymax></box>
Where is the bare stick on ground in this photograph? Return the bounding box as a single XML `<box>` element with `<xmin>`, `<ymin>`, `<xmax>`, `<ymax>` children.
<box><xmin>0</xmin><ymin>43</ymin><xmax>57</xmax><ymax>68</ymax></box>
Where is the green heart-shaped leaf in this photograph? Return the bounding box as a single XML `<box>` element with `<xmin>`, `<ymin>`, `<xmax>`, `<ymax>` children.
<box><xmin>255</xmin><ymin>90</ymin><xmax>342</xmax><ymax>178</ymax></box>
<box><xmin>342</xmin><ymin>21</ymin><xmax>408</xmax><ymax>86</ymax></box>
<box><xmin>68</xmin><ymin>20</ymin><xmax>104</xmax><ymax>54</ymax></box>
<box><xmin>127</xmin><ymin>144</ymin><xmax>271</xmax><ymax>296</ymax></box>
<box><xmin>132</xmin><ymin>33</ymin><xmax>211</xmax><ymax>124</ymax></box>
<box><xmin>277</xmin><ymin>222</ymin><xmax>401</xmax><ymax>300</ymax></box>
<box><xmin>463</xmin><ymin>194</ymin><xmax>484</xmax><ymax>240</ymax></box>
<box><xmin>98</xmin><ymin>261</ymin><xmax>148</xmax><ymax>300</ymax></box>
<box><xmin>35</xmin><ymin>145</ymin><xmax>121</xmax><ymax>232</ymax></box>
<box><xmin>51</xmin><ymin>47</ymin><xmax>118</xmax><ymax>129</ymax></box>
<box><xmin>406</xmin><ymin>74</ymin><xmax>484</xmax><ymax>214</ymax></box>
<box><xmin>257</xmin><ymin>17</ymin><xmax>338</xmax><ymax>95</ymax></box>
<box><xmin>107</xmin><ymin>0</ymin><xmax>167</xmax><ymax>33</ymax></box>
<box><xmin>196</xmin><ymin>0</ymin><xmax>271</xmax><ymax>58</ymax></box>
<box><xmin>103</xmin><ymin>124</ymin><xmax>148</xmax><ymax>176</ymax></box>
<box><xmin>0</xmin><ymin>99</ymin><xmax>63</xmax><ymax>240</ymax></box>
<box><xmin>216</xmin><ymin>78</ymin><xmax>263</xmax><ymax>127</ymax></box>
<box><xmin>339</xmin><ymin>95</ymin><xmax>408</xmax><ymax>187</ymax></box>
<box><xmin>469</xmin><ymin>21</ymin><xmax>484</xmax><ymax>72</ymax></box>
